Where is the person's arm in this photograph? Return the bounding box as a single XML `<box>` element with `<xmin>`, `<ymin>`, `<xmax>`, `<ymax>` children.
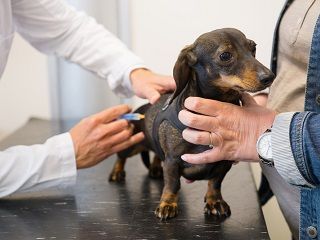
<box><xmin>0</xmin><ymin>133</ymin><xmax>76</xmax><ymax>197</ymax></box>
<box><xmin>0</xmin><ymin>104</ymin><xmax>144</xmax><ymax>197</ymax></box>
<box><xmin>177</xmin><ymin>93</ymin><xmax>320</xmax><ymax>188</ymax></box>
<box><xmin>253</xmin><ymin>93</ymin><xmax>268</xmax><ymax>107</ymax></box>
<box><xmin>11</xmin><ymin>0</ymin><xmax>175</xmax><ymax>102</ymax></box>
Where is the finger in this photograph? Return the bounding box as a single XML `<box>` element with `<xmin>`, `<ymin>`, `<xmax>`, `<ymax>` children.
<box><xmin>159</xmin><ymin>76</ymin><xmax>176</xmax><ymax>91</ymax></box>
<box><xmin>100</xmin><ymin>119</ymin><xmax>129</xmax><ymax>137</ymax></box>
<box><xmin>178</xmin><ymin>109</ymin><xmax>218</xmax><ymax>132</ymax></box>
<box><xmin>93</xmin><ymin>104</ymin><xmax>131</xmax><ymax>123</ymax></box>
<box><xmin>181</xmin><ymin>149</ymin><xmax>223</xmax><ymax>164</ymax></box>
<box><xmin>110</xmin><ymin>132</ymin><xmax>145</xmax><ymax>153</ymax></box>
<box><xmin>144</xmin><ymin>86</ymin><xmax>161</xmax><ymax>104</ymax></box>
<box><xmin>149</xmin><ymin>90</ymin><xmax>161</xmax><ymax>104</ymax></box>
<box><xmin>105</xmin><ymin>126</ymin><xmax>133</xmax><ymax>147</ymax></box>
<box><xmin>182</xmin><ymin>128</ymin><xmax>219</xmax><ymax>146</ymax></box>
<box><xmin>184</xmin><ymin>97</ymin><xmax>232</xmax><ymax>117</ymax></box>
<box><xmin>240</xmin><ymin>92</ymin><xmax>258</xmax><ymax>106</ymax></box>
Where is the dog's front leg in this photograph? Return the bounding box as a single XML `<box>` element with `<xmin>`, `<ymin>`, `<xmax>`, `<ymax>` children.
<box><xmin>149</xmin><ymin>155</ymin><xmax>163</xmax><ymax>179</ymax></box>
<box><xmin>155</xmin><ymin>159</ymin><xmax>180</xmax><ymax>220</ymax></box>
<box><xmin>204</xmin><ymin>175</ymin><xmax>231</xmax><ymax>218</ymax></box>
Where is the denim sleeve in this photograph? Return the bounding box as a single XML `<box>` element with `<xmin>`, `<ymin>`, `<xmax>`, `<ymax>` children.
<box><xmin>290</xmin><ymin>112</ymin><xmax>320</xmax><ymax>187</ymax></box>
<box><xmin>272</xmin><ymin>112</ymin><xmax>314</xmax><ymax>187</ymax></box>
<box><xmin>272</xmin><ymin>112</ymin><xmax>320</xmax><ymax>188</ymax></box>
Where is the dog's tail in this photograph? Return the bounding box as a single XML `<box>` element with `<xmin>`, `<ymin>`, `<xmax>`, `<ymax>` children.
<box><xmin>141</xmin><ymin>151</ymin><xmax>150</xmax><ymax>169</ymax></box>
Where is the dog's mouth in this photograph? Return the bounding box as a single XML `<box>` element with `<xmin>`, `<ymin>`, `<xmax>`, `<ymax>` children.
<box><xmin>232</xmin><ymin>85</ymin><xmax>246</xmax><ymax>92</ymax></box>
<box><xmin>233</xmin><ymin>82</ymin><xmax>270</xmax><ymax>93</ymax></box>
<box><xmin>184</xmin><ymin>178</ymin><xmax>195</xmax><ymax>184</ymax></box>
<box><xmin>217</xmin><ymin>75</ymin><xmax>271</xmax><ymax>93</ymax></box>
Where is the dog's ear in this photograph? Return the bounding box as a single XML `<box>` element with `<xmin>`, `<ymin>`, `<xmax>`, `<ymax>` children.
<box><xmin>168</xmin><ymin>44</ymin><xmax>197</xmax><ymax>105</ymax></box>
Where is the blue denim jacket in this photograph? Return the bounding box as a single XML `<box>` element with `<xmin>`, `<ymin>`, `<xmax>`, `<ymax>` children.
<box><xmin>271</xmin><ymin>1</ymin><xmax>320</xmax><ymax>239</ymax></box>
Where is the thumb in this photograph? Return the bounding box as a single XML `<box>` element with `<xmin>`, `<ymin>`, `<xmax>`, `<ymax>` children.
<box><xmin>181</xmin><ymin>149</ymin><xmax>222</xmax><ymax>164</ymax></box>
<box><xmin>94</xmin><ymin>104</ymin><xmax>131</xmax><ymax>123</ymax></box>
<box><xmin>240</xmin><ymin>92</ymin><xmax>258</xmax><ymax>107</ymax></box>
<box><xmin>163</xmin><ymin>76</ymin><xmax>176</xmax><ymax>91</ymax></box>
<box><xmin>145</xmin><ymin>87</ymin><xmax>161</xmax><ymax>104</ymax></box>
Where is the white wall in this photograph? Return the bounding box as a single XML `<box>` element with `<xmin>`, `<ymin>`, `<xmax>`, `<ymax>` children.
<box><xmin>54</xmin><ymin>0</ymin><xmax>121</xmax><ymax>120</ymax></box>
<box><xmin>130</xmin><ymin>0</ymin><xmax>285</xmax><ymax>106</ymax></box>
<box><xmin>0</xmin><ymin>34</ymin><xmax>50</xmax><ymax>139</ymax></box>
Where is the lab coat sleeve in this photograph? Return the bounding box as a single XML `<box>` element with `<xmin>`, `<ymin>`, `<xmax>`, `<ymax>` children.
<box><xmin>0</xmin><ymin>132</ymin><xmax>77</xmax><ymax>198</ymax></box>
<box><xmin>11</xmin><ymin>0</ymin><xmax>146</xmax><ymax>97</ymax></box>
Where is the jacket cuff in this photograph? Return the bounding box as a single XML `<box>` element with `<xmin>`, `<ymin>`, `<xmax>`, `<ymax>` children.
<box><xmin>272</xmin><ymin>112</ymin><xmax>314</xmax><ymax>187</ymax></box>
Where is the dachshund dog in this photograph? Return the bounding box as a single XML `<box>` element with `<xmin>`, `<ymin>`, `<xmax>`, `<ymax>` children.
<box><xmin>109</xmin><ymin>28</ymin><xmax>275</xmax><ymax>220</ymax></box>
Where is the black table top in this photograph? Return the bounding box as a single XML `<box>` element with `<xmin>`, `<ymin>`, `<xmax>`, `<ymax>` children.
<box><xmin>0</xmin><ymin>118</ymin><xmax>269</xmax><ymax>240</ymax></box>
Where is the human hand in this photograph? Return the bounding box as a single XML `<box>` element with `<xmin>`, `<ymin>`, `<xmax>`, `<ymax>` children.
<box><xmin>69</xmin><ymin>105</ymin><xmax>144</xmax><ymax>169</ymax></box>
<box><xmin>178</xmin><ymin>93</ymin><xmax>276</xmax><ymax>164</ymax></box>
<box><xmin>130</xmin><ymin>68</ymin><xmax>175</xmax><ymax>104</ymax></box>
<box><xmin>253</xmin><ymin>93</ymin><xmax>268</xmax><ymax>107</ymax></box>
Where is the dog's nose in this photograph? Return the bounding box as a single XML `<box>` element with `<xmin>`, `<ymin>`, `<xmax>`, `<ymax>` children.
<box><xmin>259</xmin><ymin>73</ymin><xmax>275</xmax><ymax>86</ymax></box>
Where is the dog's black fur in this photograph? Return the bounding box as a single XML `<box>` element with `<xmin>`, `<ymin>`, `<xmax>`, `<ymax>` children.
<box><xmin>109</xmin><ymin>28</ymin><xmax>275</xmax><ymax>220</ymax></box>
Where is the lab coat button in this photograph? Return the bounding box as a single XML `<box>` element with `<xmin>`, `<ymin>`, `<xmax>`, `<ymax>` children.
<box><xmin>307</xmin><ymin>226</ymin><xmax>317</xmax><ymax>238</ymax></box>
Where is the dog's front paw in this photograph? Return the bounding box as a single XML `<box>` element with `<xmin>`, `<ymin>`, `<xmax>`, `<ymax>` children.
<box><xmin>155</xmin><ymin>201</ymin><xmax>178</xmax><ymax>220</ymax></box>
<box><xmin>204</xmin><ymin>197</ymin><xmax>231</xmax><ymax>218</ymax></box>
<box><xmin>108</xmin><ymin>170</ymin><xmax>126</xmax><ymax>182</ymax></box>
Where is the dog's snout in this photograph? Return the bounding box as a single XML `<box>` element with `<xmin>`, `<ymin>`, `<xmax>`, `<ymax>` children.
<box><xmin>259</xmin><ymin>73</ymin><xmax>275</xmax><ymax>86</ymax></box>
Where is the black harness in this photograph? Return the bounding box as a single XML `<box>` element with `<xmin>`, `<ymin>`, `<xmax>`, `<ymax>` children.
<box><xmin>151</xmin><ymin>94</ymin><xmax>187</xmax><ymax>160</ymax></box>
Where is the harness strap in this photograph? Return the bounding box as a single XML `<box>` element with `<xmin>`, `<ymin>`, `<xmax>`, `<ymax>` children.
<box><xmin>151</xmin><ymin>95</ymin><xmax>187</xmax><ymax>160</ymax></box>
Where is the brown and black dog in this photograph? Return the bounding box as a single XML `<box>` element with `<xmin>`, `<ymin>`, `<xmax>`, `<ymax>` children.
<box><xmin>109</xmin><ymin>28</ymin><xmax>275</xmax><ymax>220</ymax></box>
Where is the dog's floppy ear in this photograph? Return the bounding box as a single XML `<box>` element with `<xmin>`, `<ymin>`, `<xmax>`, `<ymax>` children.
<box><xmin>168</xmin><ymin>44</ymin><xmax>197</xmax><ymax>105</ymax></box>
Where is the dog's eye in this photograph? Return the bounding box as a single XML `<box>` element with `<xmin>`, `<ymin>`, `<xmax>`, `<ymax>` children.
<box><xmin>219</xmin><ymin>52</ymin><xmax>232</xmax><ymax>61</ymax></box>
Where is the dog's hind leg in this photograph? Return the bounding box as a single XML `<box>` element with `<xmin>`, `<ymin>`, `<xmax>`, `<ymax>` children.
<box><xmin>149</xmin><ymin>155</ymin><xmax>163</xmax><ymax>179</ymax></box>
<box><xmin>109</xmin><ymin>144</ymin><xmax>147</xmax><ymax>182</ymax></box>
<box><xmin>204</xmin><ymin>163</ymin><xmax>232</xmax><ymax>218</ymax></box>
<box><xmin>155</xmin><ymin>160</ymin><xmax>180</xmax><ymax>220</ymax></box>
<box><xmin>109</xmin><ymin>157</ymin><xmax>126</xmax><ymax>182</ymax></box>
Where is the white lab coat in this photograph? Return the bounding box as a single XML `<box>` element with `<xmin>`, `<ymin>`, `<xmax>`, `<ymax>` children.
<box><xmin>0</xmin><ymin>0</ymin><xmax>146</xmax><ymax>197</ymax></box>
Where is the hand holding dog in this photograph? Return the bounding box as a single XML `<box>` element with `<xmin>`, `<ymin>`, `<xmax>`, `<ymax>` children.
<box><xmin>178</xmin><ymin>93</ymin><xmax>277</xmax><ymax>164</ymax></box>
<box><xmin>70</xmin><ymin>105</ymin><xmax>144</xmax><ymax>169</ymax></box>
<box><xmin>130</xmin><ymin>68</ymin><xmax>175</xmax><ymax>104</ymax></box>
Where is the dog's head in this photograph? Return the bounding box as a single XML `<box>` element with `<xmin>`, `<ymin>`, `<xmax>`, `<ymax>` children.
<box><xmin>170</xmin><ymin>28</ymin><xmax>275</xmax><ymax>103</ymax></box>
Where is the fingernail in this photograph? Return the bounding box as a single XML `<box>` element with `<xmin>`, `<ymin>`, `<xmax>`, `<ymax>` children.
<box><xmin>181</xmin><ymin>155</ymin><xmax>187</xmax><ymax>161</ymax></box>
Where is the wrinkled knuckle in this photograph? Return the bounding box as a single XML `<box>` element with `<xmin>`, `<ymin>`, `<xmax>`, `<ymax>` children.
<box><xmin>187</xmin><ymin>116</ymin><xmax>198</xmax><ymax>126</ymax></box>
<box><xmin>190</xmin><ymin>98</ymin><xmax>202</xmax><ymax>110</ymax></box>
<box><xmin>103</xmin><ymin>143</ymin><xmax>112</xmax><ymax>151</ymax></box>
<box><xmin>95</xmin><ymin>127</ymin><xmax>106</xmax><ymax>138</ymax></box>
<box><xmin>194</xmin><ymin>134</ymin><xmax>205</xmax><ymax>143</ymax></box>
<box><xmin>118</xmin><ymin>120</ymin><xmax>128</xmax><ymax>129</ymax></box>
<box><xmin>214</xmin><ymin>134</ymin><xmax>222</xmax><ymax>146</ymax></box>
<box><xmin>202</xmin><ymin>155</ymin><xmax>210</xmax><ymax>163</ymax></box>
<box><xmin>88</xmin><ymin>116</ymin><xmax>100</xmax><ymax>126</ymax></box>
<box><xmin>125</xmin><ymin>128</ymin><xmax>133</xmax><ymax>138</ymax></box>
<box><xmin>92</xmin><ymin>131</ymin><xmax>101</xmax><ymax>142</ymax></box>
